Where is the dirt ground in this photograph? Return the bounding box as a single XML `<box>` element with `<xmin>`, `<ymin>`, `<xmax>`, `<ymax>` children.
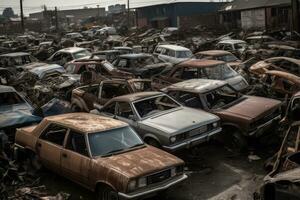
<box><xmin>38</xmin><ymin>142</ymin><xmax>270</xmax><ymax>200</ymax></box>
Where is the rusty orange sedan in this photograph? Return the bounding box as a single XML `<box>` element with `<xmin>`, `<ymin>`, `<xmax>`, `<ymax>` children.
<box><xmin>14</xmin><ymin>113</ymin><xmax>187</xmax><ymax>200</ymax></box>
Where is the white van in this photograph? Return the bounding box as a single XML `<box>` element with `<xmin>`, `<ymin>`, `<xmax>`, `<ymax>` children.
<box><xmin>154</xmin><ymin>44</ymin><xmax>193</xmax><ymax>64</ymax></box>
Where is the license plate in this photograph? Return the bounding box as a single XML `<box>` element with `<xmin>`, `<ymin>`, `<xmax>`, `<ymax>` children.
<box><xmin>189</xmin><ymin>126</ymin><xmax>207</xmax><ymax>137</ymax></box>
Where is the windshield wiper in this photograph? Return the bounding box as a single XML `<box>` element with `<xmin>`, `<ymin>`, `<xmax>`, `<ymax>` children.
<box><xmin>102</xmin><ymin>148</ymin><xmax>125</xmax><ymax>157</ymax></box>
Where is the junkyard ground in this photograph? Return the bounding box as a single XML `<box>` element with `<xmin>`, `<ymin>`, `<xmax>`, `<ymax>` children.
<box><xmin>39</xmin><ymin>142</ymin><xmax>269</xmax><ymax>200</ymax></box>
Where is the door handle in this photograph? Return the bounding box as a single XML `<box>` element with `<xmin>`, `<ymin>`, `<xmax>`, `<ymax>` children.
<box><xmin>62</xmin><ymin>153</ymin><xmax>68</xmax><ymax>158</ymax></box>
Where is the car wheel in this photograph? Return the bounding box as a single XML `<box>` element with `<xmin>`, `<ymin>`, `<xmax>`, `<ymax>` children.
<box><xmin>71</xmin><ymin>104</ymin><xmax>82</xmax><ymax>112</ymax></box>
<box><xmin>96</xmin><ymin>185</ymin><xmax>118</xmax><ymax>200</ymax></box>
<box><xmin>145</xmin><ymin>138</ymin><xmax>161</xmax><ymax>148</ymax></box>
<box><xmin>222</xmin><ymin>128</ymin><xmax>248</xmax><ymax>153</ymax></box>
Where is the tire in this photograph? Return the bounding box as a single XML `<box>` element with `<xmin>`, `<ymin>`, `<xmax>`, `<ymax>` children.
<box><xmin>71</xmin><ymin>104</ymin><xmax>82</xmax><ymax>112</ymax></box>
<box><xmin>145</xmin><ymin>138</ymin><xmax>161</xmax><ymax>148</ymax></box>
<box><xmin>222</xmin><ymin>128</ymin><xmax>248</xmax><ymax>153</ymax></box>
<box><xmin>96</xmin><ymin>185</ymin><xmax>118</xmax><ymax>200</ymax></box>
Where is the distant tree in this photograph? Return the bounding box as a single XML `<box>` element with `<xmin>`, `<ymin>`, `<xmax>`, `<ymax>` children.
<box><xmin>2</xmin><ymin>7</ymin><xmax>15</xmax><ymax>19</ymax></box>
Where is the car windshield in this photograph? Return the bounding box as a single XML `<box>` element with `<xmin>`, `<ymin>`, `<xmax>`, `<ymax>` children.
<box><xmin>176</xmin><ymin>50</ymin><xmax>193</xmax><ymax>58</ymax></box>
<box><xmin>204</xmin><ymin>64</ymin><xmax>237</xmax><ymax>80</ymax></box>
<box><xmin>102</xmin><ymin>61</ymin><xmax>115</xmax><ymax>71</ymax></box>
<box><xmin>234</xmin><ymin>43</ymin><xmax>247</xmax><ymax>50</ymax></box>
<box><xmin>88</xmin><ymin>126</ymin><xmax>144</xmax><ymax>157</ymax></box>
<box><xmin>217</xmin><ymin>54</ymin><xmax>238</xmax><ymax>62</ymax></box>
<box><xmin>73</xmin><ymin>50</ymin><xmax>91</xmax><ymax>59</ymax></box>
<box><xmin>205</xmin><ymin>85</ymin><xmax>240</xmax><ymax>109</ymax></box>
<box><xmin>133</xmin><ymin>95</ymin><xmax>180</xmax><ymax>118</ymax></box>
<box><xmin>0</xmin><ymin>92</ymin><xmax>25</xmax><ymax>106</ymax></box>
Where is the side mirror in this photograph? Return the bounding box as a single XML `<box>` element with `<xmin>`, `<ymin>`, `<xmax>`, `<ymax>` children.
<box><xmin>93</xmin><ymin>103</ymin><xmax>103</xmax><ymax>111</ymax></box>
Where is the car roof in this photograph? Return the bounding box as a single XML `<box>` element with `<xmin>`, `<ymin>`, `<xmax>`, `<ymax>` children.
<box><xmin>218</xmin><ymin>40</ymin><xmax>246</xmax><ymax>44</ymax></box>
<box><xmin>113</xmin><ymin>46</ymin><xmax>133</xmax><ymax>50</ymax></box>
<box><xmin>58</xmin><ymin>47</ymin><xmax>86</xmax><ymax>53</ymax></box>
<box><xmin>0</xmin><ymin>85</ymin><xmax>16</xmax><ymax>93</ymax></box>
<box><xmin>178</xmin><ymin>59</ymin><xmax>225</xmax><ymax>68</ymax></box>
<box><xmin>196</xmin><ymin>50</ymin><xmax>232</xmax><ymax>56</ymax></box>
<box><xmin>119</xmin><ymin>53</ymin><xmax>152</xmax><ymax>59</ymax></box>
<box><xmin>44</xmin><ymin>113</ymin><xmax>128</xmax><ymax>133</ymax></box>
<box><xmin>158</xmin><ymin>44</ymin><xmax>190</xmax><ymax>51</ymax></box>
<box><xmin>0</xmin><ymin>52</ymin><xmax>30</xmax><ymax>57</ymax></box>
<box><xmin>112</xmin><ymin>91</ymin><xmax>163</xmax><ymax>102</ymax></box>
<box><xmin>164</xmin><ymin>79</ymin><xmax>227</xmax><ymax>93</ymax></box>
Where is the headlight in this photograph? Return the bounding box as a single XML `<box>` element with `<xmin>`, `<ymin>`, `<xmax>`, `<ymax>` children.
<box><xmin>138</xmin><ymin>177</ymin><xmax>147</xmax><ymax>188</ymax></box>
<box><xmin>212</xmin><ymin>122</ymin><xmax>218</xmax><ymax>128</ymax></box>
<box><xmin>171</xmin><ymin>167</ymin><xmax>176</xmax><ymax>177</ymax></box>
<box><xmin>128</xmin><ymin>180</ymin><xmax>136</xmax><ymax>192</ymax></box>
<box><xmin>170</xmin><ymin>136</ymin><xmax>176</xmax><ymax>143</ymax></box>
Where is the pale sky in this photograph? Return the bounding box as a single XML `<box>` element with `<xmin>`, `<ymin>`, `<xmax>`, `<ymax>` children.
<box><xmin>0</xmin><ymin>0</ymin><xmax>127</xmax><ymax>15</ymax></box>
<box><xmin>0</xmin><ymin>0</ymin><xmax>225</xmax><ymax>16</ymax></box>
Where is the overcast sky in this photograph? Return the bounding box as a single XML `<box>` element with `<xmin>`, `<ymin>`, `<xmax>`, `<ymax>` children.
<box><xmin>0</xmin><ymin>0</ymin><xmax>127</xmax><ymax>15</ymax></box>
<box><xmin>0</xmin><ymin>0</ymin><xmax>226</xmax><ymax>16</ymax></box>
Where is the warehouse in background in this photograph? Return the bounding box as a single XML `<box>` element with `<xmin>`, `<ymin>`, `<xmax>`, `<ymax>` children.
<box><xmin>219</xmin><ymin>0</ymin><xmax>293</xmax><ymax>31</ymax></box>
<box><xmin>134</xmin><ymin>0</ymin><xmax>227</xmax><ymax>29</ymax></box>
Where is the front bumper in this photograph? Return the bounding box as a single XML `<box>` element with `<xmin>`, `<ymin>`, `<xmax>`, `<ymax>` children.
<box><xmin>162</xmin><ymin>127</ymin><xmax>222</xmax><ymax>151</ymax></box>
<box><xmin>118</xmin><ymin>174</ymin><xmax>188</xmax><ymax>199</ymax></box>
<box><xmin>248</xmin><ymin>114</ymin><xmax>281</xmax><ymax>137</ymax></box>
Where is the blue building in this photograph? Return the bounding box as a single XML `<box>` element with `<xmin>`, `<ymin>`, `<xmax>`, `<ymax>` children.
<box><xmin>134</xmin><ymin>0</ymin><xmax>227</xmax><ymax>28</ymax></box>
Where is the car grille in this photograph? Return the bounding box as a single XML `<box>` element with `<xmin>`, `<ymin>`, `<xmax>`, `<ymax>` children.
<box><xmin>189</xmin><ymin>125</ymin><xmax>208</xmax><ymax>137</ymax></box>
<box><xmin>147</xmin><ymin>169</ymin><xmax>171</xmax><ymax>185</ymax></box>
<box><xmin>251</xmin><ymin>109</ymin><xmax>280</xmax><ymax>128</ymax></box>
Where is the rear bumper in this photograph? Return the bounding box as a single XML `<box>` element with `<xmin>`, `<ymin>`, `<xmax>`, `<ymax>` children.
<box><xmin>118</xmin><ymin>174</ymin><xmax>188</xmax><ymax>199</ymax></box>
<box><xmin>162</xmin><ymin>127</ymin><xmax>222</xmax><ymax>151</ymax></box>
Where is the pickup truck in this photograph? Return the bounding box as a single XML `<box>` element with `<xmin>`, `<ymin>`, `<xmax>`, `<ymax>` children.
<box><xmin>71</xmin><ymin>79</ymin><xmax>152</xmax><ymax>112</ymax></box>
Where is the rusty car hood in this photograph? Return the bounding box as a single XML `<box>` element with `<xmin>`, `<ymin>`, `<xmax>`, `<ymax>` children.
<box><xmin>216</xmin><ymin>96</ymin><xmax>281</xmax><ymax>121</ymax></box>
<box><xmin>95</xmin><ymin>145</ymin><xmax>183</xmax><ymax>178</ymax></box>
<box><xmin>140</xmin><ymin>107</ymin><xmax>219</xmax><ymax>134</ymax></box>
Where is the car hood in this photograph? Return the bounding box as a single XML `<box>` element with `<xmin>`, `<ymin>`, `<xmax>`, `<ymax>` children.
<box><xmin>218</xmin><ymin>96</ymin><xmax>281</xmax><ymax>120</ymax></box>
<box><xmin>95</xmin><ymin>146</ymin><xmax>183</xmax><ymax>178</ymax></box>
<box><xmin>0</xmin><ymin>104</ymin><xmax>41</xmax><ymax>129</ymax></box>
<box><xmin>19</xmin><ymin>62</ymin><xmax>47</xmax><ymax>70</ymax></box>
<box><xmin>141</xmin><ymin>107</ymin><xmax>218</xmax><ymax>134</ymax></box>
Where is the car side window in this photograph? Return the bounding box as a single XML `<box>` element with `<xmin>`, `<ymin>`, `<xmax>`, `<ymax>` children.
<box><xmin>101</xmin><ymin>83</ymin><xmax>130</xmax><ymax>99</ymax></box>
<box><xmin>168</xmin><ymin>50</ymin><xmax>176</xmax><ymax>57</ymax></box>
<box><xmin>118</xmin><ymin>59</ymin><xmax>128</xmax><ymax>68</ymax></box>
<box><xmin>116</xmin><ymin>102</ymin><xmax>134</xmax><ymax>118</ymax></box>
<box><xmin>224</xmin><ymin>44</ymin><xmax>232</xmax><ymax>51</ymax></box>
<box><xmin>66</xmin><ymin>130</ymin><xmax>89</xmax><ymax>157</ymax></box>
<box><xmin>178</xmin><ymin>91</ymin><xmax>203</xmax><ymax>109</ymax></box>
<box><xmin>52</xmin><ymin>53</ymin><xmax>62</xmax><ymax>61</ymax></box>
<box><xmin>182</xmin><ymin>67</ymin><xmax>198</xmax><ymax>79</ymax></box>
<box><xmin>40</xmin><ymin>124</ymin><xmax>67</xmax><ymax>146</ymax></box>
<box><xmin>102</xmin><ymin>102</ymin><xmax>116</xmax><ymax>115</ymax></box>
<box><xmin>171</xmin><ymin>68</ymin><xmax>183</xmax><ymax>78</ymax></box>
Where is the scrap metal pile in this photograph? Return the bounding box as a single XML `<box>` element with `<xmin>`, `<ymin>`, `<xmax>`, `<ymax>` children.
<box><xmin>0</xmin><ymin>26</ymin><xmax>300</xmax><ymax>200</ymax></box>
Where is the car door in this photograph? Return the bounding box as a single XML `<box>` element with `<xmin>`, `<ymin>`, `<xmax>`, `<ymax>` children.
<box><xmin>115</xmin><ymin>102</ymin><xmax>140</xmax><ymax>132</ymax></box>
<box><xmin>36</xmin><ymin>123</ymin><xmax>67</xmax><ymax>173</ymax></box>
<box><xmin>158</xmin><ymin>48</ymin><xmax>169</xmax><ymax>62</ymax></box>
<box><xmin>61</xmin><ymin>130</ymin><xmax>92</xmax><ymax>187</ymax></box>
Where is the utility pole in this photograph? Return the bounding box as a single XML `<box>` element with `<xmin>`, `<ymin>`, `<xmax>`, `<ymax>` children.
<box><xmin>55</xmin><ymin>7</ymin><xmax>58</xmax><ymax>32</ymax></box>
<box><xmin>127</xmin><ymin>0</ymin><xmax>130</xmax><ymax>27</ymax></box>
<box><xmin>292</xmin><ymin>0</ymin><xmax>300</xmax><ymax>32</ymax></box>
<box><xmin>20</xmin><ymin>0</ymin><xmax>24</xmax><ymax>32</ymax></box>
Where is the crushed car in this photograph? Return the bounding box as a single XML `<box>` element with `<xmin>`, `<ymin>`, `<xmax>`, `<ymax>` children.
<box><xmin>92</xmin><ymin>91</ymin><xmax>222</xmax><ymax>151</ymax></box>
<box><xmin>113</xmin><ymin>53</ymin><xmax>172</xmax><ymax>78</ymax></box>
<box><xmin>14</xmin><ymin>113</ymin><xmax>187</xmax><ymax>200</ymax></box>
<box><xmin>71</xmin><ymin>78</ymin><xmax>152</xmax><ymax>112</ymax></box>
<box><xmin>152</xmin><ymin>59</ymin><xmax>249</xmax><ymax>92</ymax></box>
